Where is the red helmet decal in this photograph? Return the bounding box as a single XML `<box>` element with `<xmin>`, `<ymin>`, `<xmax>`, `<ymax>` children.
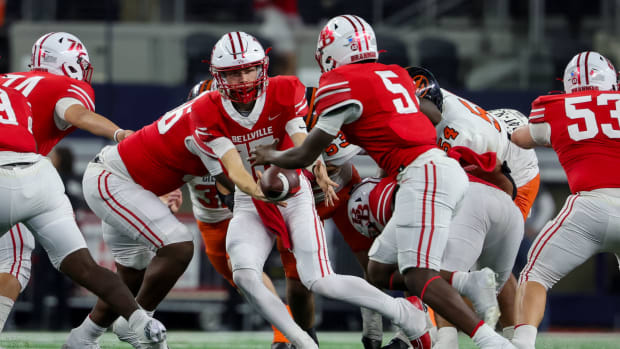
<box><xmin>319</xmin><ymin>27</ymin><xmax>335</xmax><ymax>48</ymax></box>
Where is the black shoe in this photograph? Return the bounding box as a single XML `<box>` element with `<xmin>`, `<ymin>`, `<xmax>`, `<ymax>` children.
<box><xmin>362</xmin><ymin>336</ymin><xmax>382</xmax><ymax>349</ymax></box>
<box><xmin>271</xmin><ymin>343</ymin><xmax>294</xmax><ymax>349</ymax></box>
<box><xmin>380</xmin><ymin>337</ymin><xmax>409</xmax><ymax>349</ymax></box>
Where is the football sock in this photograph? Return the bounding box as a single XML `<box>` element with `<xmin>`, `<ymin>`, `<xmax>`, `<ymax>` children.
<box><xmin>512</xmin><ymin>324</ymin><xmax>537</xmax><ymax>349</ymax></box>
<box><xmin>502</xmin><ymin>325</ymin><xmax>515</xmax><ymax>340</ymax></box>
<box><xmin>361</xmin><ymin>307</ymin><xmax>383</xmax><ymax>341</ymax></box>
<box><xmin>234</xmin><ymin>269</ymin><xmax>310</xmax><ymax>344</ymax></box>
<box><xmin>0</xmin><ymin>296</ymin><xmax>14</xmax><ymax>332</ymax></box>
<box><xmin>77</xmin><ymin>314</ymin><xmax>107</xmax><ymax>341</ymax></box>
<box><xmin>435</xmin><ymin>327</ymin><xmax>458</xmax><ymax>348</ymax></box>
<box><xmin>272</xmin><ymin>305</ymin><xmax>292</xmax><ymax>343</ymax></box>
<box><xmin>449</xmin><ymin>271</ymin><xmax>469</xmax><ymax>294</ymax></box>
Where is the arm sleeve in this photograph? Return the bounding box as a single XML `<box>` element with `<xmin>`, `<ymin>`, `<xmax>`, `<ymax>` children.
<box><xmin>315</xmin><ymin>104</ymin><xmax>362</xmax><ymax>136</ymax></box>
<box><xmin>529</xmin><ymin>123</ymin><xmax>551</xmax><ymax>145</ymax></box>
<box><xmin>54</xmin><ymin>97</ymin><xmax>84</xmax><ymax>130</ymax></box>
<box><xmin>285</xmin><ymin>117</ymin><xmax>308</xmax><ymax>137</ymax></box>
<box><xmin>185</xmin><ymin>137</ymin><xmax>225</xmax><ymax>176</ymax></box>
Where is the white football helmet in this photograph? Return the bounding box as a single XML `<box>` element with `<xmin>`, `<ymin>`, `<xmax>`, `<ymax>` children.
<box><xmin>210</xmin><ymin>32</ymin><xmax>269</xmax><ymax>104</ymax></box>
<box><xmin>487</xmin><ymin>109</ymin><xmax>528</xmax><ymax>133</ymax></box>
<box><xmin>348</xmin><ymin>178</ymin><xmax>382</xmax><ymax>238</ymax></box>
<box><xmin>30</xmin><ymin>32</ymin><xmax>93</xmax><ymax>83</ymax></box>
<box><xmin>563</xmin><ymin>51</ymin><xmax>618</xmax><ymax>93</ymax></box>
<box><xmin>315</xmin><ymin>15</ymin><xmax>378</xmax><ymax>73</ymax></box>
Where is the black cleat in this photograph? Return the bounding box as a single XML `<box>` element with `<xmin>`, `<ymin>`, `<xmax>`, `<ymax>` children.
<box><xmin>380</xmin><ymin>337</ymin><xmax>410</xmax><ymax>349</ymax></box>
<box><xmin>362</xmin><ymin>336</ymin><xmax>382</xmax><ymax>349</ymax></box>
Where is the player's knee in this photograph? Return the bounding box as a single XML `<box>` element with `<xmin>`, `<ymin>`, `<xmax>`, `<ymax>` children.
<box><xmin>159</xmin><ymin>240</ymin><xmax>194</xmax><ymax>266</ymax></box>
<box><xmin>402</xmin><ymin>267</ymin><xmax>439</xmax><ymax>295</ymax></box>
<box><xmin>232</xmin><ymin>268</ymin><xmax>261</xmax><ymax>291</ymax></box>
<box><xmin>518</xmin><ymin>266</ymin><xmax>556</xmax><ymax>290</ymax></box>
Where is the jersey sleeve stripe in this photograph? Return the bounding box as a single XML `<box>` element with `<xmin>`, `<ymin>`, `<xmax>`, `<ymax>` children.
<box><xmin>530</xmin><ymin>108</ymin><xmax>544</xmax><ymax>114</ymax></box>
<box><xmin>69</xmin><ymin>84</ymin><xmax>95</xmax><ymax>110</ymax></box>
<box><xmin>295</xmin><ymin>100</ymin><xmax>308</xmax><ymax>115</ymax></box>
<box><xmin>529</xmin><ymin>114</ymin><xmax>545</xmax><ymax>121</ymax></box>
<box><xmin>314</xmin><ymin>88</ymin><xmax>352</xmax><ymax>103</ymax></box>
<box><xmin>316</xmin><ymin>81</ymin><xmax>349</xmax><ymax>95</ymax></box>
<box><xmin>67</xmin><ymin>88</ymin><xmax>94</xmax><ymax>111</ymax></box>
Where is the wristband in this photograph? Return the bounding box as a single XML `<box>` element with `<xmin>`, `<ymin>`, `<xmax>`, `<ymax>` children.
<box><xmin>113</xmin><ymin>129</ymin><xmax>124</xmax><ymax>143</ymax></box>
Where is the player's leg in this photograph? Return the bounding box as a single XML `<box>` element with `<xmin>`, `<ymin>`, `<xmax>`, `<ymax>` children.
<box><xmin>277</xmin><ymin>238</ymin><xmax>316</xmax><ymax>345</ymax></box>
<box><xmin>0</xmin><ymin>224</ymin><xmax>34</xmax><ymax>332</ymax></box>
<box><xmin>513</xmin><ymin>193</ymin><xmax>611</xmax><ymax>349</ymax></box>
<box><xmin>23</xmin><ymin>164</ymin><xmax>165</xmax><ymax>348</ymax></box>
<box><xmin>198</xmin><ymin>219</ymin><xmax>235</xmax><ymax>286</ymax></box>
<box><xmin>226</xmin><ymin>201</ymin><xmax>317</xmax><ymax>349</ymax></box>
<box><xmin>395</xmin><ymin>154</ymin><xmax>511</xmax><ymax>348</ymax></box>
<box><xmin>286</xmin><ymin>178</ymin><xmax>429</xmax><ymax>347</ymax></box>
<box><xmin>328</xmin><ymin>195</ymin><xmax>384</xmax><ymax>348</ymax></box>
<box><xmin>498</xmin><ymin>274</ymin><xmax>518</xmax><ymax>339</ymax></box>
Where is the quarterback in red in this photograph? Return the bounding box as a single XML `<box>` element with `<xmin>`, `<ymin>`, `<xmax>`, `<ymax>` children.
<box><xmin>511</xmin><ymin>51</ymin><xmax>620</xmax><ymax>349</ymax></box>
<box><xmin>192</xmin><ymin>31</ymin><xmax>431</xmax><ymax>349</ymax></box>
<box><xmin>251</xmin><ymin>15</ymin><xmax>516</xmax><ymax>349</ymax></box>
<box><xmin>0</xmin><ymin>33</ymin><xmax>165</xmax><ymax>345</ymax></box>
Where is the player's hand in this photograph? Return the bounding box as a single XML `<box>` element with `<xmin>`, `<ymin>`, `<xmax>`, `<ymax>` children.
<box><xmin>159</xmin><ymin>188</ymin><xmax>183</xmax><ymax>213</ymax></box>
<box><xmin>249</xmin><ymin>139</ymin><xmax>278</xmax><ymax>166</ymax></box>
<box><xmin>116</xmin><ymin>129</ymin><xmax>135</xmax><ymax>142</ymax></box>
<box><xmin>313</xmin><ymin>160</ymin><xmax>339</xmax><ymax>207</ymax></box>
<box><xmin>254</xmin><ymin>170</ymin><xmax>287</xmax><ymax>207</ymax></box>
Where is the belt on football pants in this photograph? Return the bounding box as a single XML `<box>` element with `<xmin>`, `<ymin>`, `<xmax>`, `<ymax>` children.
<box><xmin>0</xmin><ymin>162</ymin><xmax>34</xmax><ymax>168</ymax></box>
<box><xmin>92</xmin><ymin>155</ymin><xmax>102</xmax><ymax>164</ymax></box>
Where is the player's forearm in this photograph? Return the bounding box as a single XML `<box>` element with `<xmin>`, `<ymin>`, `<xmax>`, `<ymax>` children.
<box><xmin>511</xmin><ymin>126</ymin><xmax>538</xmax><ymax>149</ymax></box>
<box><xmin>65</xmin><ymin>105</ymin><xmax>121</xmax><ymax>140</ymax></box>
<box><xmin>266</xmin><ymin>148</ymin><xmax>316</xmax><ymax>169</ymax></box>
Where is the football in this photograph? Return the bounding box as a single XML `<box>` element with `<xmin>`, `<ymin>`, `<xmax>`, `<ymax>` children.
<box><xmin>259</xmin><ymin>166</ymin><xmax>301</xmax><ymax>201</ymax></box>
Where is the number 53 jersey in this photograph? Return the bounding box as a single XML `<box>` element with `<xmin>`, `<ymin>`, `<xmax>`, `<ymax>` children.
<box><xmin>529</xmin><ymin>90</ymin><xmax>620</xmax><ymax>193</ymax></box>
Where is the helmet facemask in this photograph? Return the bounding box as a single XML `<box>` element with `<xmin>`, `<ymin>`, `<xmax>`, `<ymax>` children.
<box><xmin>210</xmin><ymin>32</ymin><xmax>269</xmax><ymax>104</ymax></box>
<box><xmin>211</xmin><ymin>58</ymin><xmax>268</xmax><ymax>104</ymax></box>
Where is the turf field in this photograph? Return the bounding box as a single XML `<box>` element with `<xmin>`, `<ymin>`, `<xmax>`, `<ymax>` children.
<box><xmin>1</xmin><ymin>331</ymin><xmax>619</xmax><ymax>348</ymax></box>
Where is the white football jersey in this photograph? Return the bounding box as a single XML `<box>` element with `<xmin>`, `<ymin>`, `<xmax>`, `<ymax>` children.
<box><xmin>438</xmin><ymin>90</ymin><xmax>539</xmax><ymax>187</ymax></box>
<box><xmin>188</xmin><ymin>175</ymin><xmax>233</xmax><ymax>223</ymax></box>
<box><xmin>437</xmin><ymin>89</ymin><xmax>510</xmax><ymax>163</ymax></box>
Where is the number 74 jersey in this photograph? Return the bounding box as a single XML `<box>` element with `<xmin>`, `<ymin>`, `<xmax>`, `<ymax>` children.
<box><xmin>529</xmin><ymin>90</ymin><xmax>620</xmax><ymax>193</ymax></box>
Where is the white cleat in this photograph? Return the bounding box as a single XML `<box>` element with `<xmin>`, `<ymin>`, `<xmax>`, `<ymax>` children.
<box><xmin>292</xmin><ymin>336</ymin><xmax>319</xmax><ymax>349</ymax></box>
<box><xmin>113</xmin><ymin>316</ymin><xmax>146</xmax><ymax>348</ymax></box>
<box><xmin>127</xmin><ymin>311</ymin><xmax>168</xmax><ymax>349</ymax></box>
<box><xmin>478</xmin><ymin>335</ymin><xmax>517</xmax><ymax>349</ymax></box>
<box><xmin>62</xmin><ymin>328</ymin><xmax>101</xmax><ymax>349</ymax></box>
<box><xmin>463</xmin><ymin>268</ymin><xmax>500</xmax><ymax>328</ymax></box>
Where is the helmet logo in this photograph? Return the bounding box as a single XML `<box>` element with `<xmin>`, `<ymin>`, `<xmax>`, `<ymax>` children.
<box><xmin>319</xmin><ymin>27</ymin><xmax>335</xmax><ymax>48</ymax></box>
<box><xmin>412</xmin><ymin>75</ymin><xmax>429</xmax><ymax>97</ymax></box>
<box><xmin>67</xmin><ymin>39</ymin><xmax>84</xmax><ymax>51</ymax></box>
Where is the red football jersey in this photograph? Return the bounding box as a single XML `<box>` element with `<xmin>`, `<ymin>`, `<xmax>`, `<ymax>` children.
<box><xmin>118</xmin><ymin>99</ymin><xmax>210</xmax><ymax>196</ymax></box>
<box><xmin>0</xmin><ymin>71</ymin><xmax>95</xmax><ymax>156</ymax></box>
<box><xmin>191</xmin><ymin>76</ymin><xmax>308</xmax><ymax>179</ymax></box>
<box><xmin>0</xmin><ymin>86</ymin><xmax>37</xmax><ymax>153</ymax></box>
<box><xmin>529</xmin><ymin>90</ymin><xmax>620</xmax><ymax>192</ymax></box>
<box><xmin>314</xmin><ymin>63</ymin><xmax>437</xmax><ymax>176</ymax></box>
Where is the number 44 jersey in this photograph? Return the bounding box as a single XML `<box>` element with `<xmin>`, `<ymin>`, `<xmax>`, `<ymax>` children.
<box><xmin>529</xmin><ymin>90</ymin><xmax>620</xmax><ymax>193</ymax></box>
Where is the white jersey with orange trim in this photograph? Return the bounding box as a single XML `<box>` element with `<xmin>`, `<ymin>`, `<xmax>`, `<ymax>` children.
<box><xmin>188</xmin><ymin>175</ymin><xmax>233</xmax><ymax>223</ymax></box>
<box><xmin>437</xmin><ymin>89</ymin><xmax>510</xmax><ymax>162</ymax></box>
<box><xmin>439</xmin><ymin>90</ymin><xmax>539</xmax><ymax>187</ymax></box>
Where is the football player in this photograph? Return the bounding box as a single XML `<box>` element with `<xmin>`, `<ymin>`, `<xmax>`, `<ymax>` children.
<box><xmin>0</xmin><ymin>33</ymin><xmax>166</xmax><ymax>347</ymax></box>
<box><xmin>511</xmin><ymin>51</ymin><xmax>620</xmax><ymax>349</ymax></box>
<box><xmin>192</xmin><ymin>31</ymin><xmax>431</xmax><ymax>349</ymax></box>
<box><xmin>251</xmin><ymin>15</ymin><xmax>515</xmax><ymax>348</ymax></box>
<box><xmin>63</xmin><ymin>61</ymin><xmax>231</xmax><ymax>349</ymax></box>
<box><xmin>407</xmin><ymin>67</ymin><xmax>540</xmax><ymax>348</ymax></box>
<box><xmin>186</xmin><ymin>80</ymin><xmax>302</xmax><ymax>349</ymax></box>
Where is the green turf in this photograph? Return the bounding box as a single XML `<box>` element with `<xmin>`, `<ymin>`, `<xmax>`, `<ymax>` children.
<box><xmin>1</xmin><ymin>331</ymin><xmax>619</xmax><ymax>348</ymax></box>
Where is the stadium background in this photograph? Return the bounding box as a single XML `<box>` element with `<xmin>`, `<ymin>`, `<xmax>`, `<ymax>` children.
<box><xmin>1</xmin><ymin>0</ymin><xmax>620</xmax><ymax>336</ymax></box>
